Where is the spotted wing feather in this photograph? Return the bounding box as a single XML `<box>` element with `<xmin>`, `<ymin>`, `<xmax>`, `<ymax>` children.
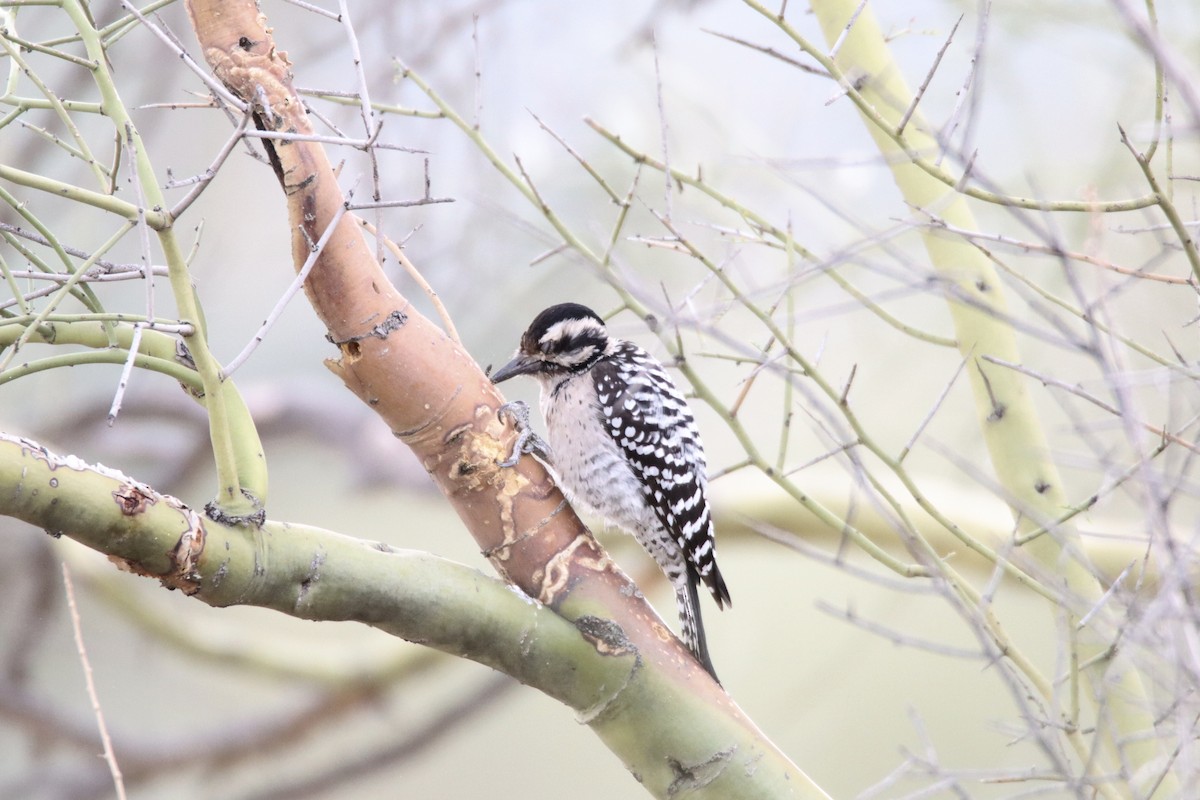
<box><xmin>591</xmin><ymin>342</ymin><xmax>731</xmax><ymax>609</ymax></box>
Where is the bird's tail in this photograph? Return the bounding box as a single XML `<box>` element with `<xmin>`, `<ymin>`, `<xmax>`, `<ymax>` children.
<box><xmin>676</xmin><ymin>570</ymin><xmax>720</xmax><ymax>683</ymax></box>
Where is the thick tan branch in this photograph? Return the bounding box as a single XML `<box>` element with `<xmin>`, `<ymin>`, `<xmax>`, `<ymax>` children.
<box><xmin>181</xmin><ymin>2</ymin><xmax>825</xmax><ymax>796</ymax></box>
<box><xmin>184</xmin><ymin>0</ymin><xmax>679</xmax><ymax>669</ymax></box>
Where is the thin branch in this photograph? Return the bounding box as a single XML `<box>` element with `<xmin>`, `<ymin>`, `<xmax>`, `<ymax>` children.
<box><xmin>471</xmin><ymin>12</ymin><xmax>483</xmax><ymax>131</ymax></box>
<box><xmin>356</xmin><ymin>217</ymin><xmax>462</xmax><ymax>344</ymax></box>
<box><xmin>815</xmin><ymin>600</ymin><xmax>985</xmax><ymax>660</ymax></box>
<box><xmin>169</xmin><ymin>110</ymin><xmax>253</xmax><ymax>219</ymax></box>
<box><xmin>827</xmin><ymin>0</ymin><xmax>869</xmax><ymax>60</ymax></box>
<box><xmin>123</xmin><ymin>123</ymin><xmax>155</xmax><ymax>323</ymax></box>
<box><xmin>344</xmin><ymin>196</ymin><xmax>454</xmax><ymax>210</ymax></box>
<box><xmin>919</xmin><ymin>213</ymin><xmax>1191</xmax><ymax>285</ymax></box>
<box><xmin>1109</xmin><ymin>0</ymin><xmax>1200</xmax><ymax>128</ymax></box>
<box><xmin>222</xmin><ymin>193</ymin><xmax>353</xmax><ymax>378</ymax></box>
<box><xmin>740</xmin><ymin>0</ymin><xmax>1160</xmax><ymax>213</ymax></box>
<box><xmin>107</xmin><ymin>323</ymin><xmax>143</xmax><ymax>425</ymax></box>
<box><xmin>898</xmin><ymin>354</ymin><xmax>970</xmax><ymax>463</ymax></box>
<box><xmin>277</xmin><ymin>0</ymin><xmax>340</xmax><ymax>21</ymax></box>
<box><xmin>61</xmin><ymin>564</ymin><xmax>126</xmax><ymax>800</ymax></box>
<box><xmin>115</xmin><ymin>0</ymin><xmax>246</xmax><ymax>112</ymax></box>
<box><xmin>937</xmin><ymin>1</ymin><xmax>989</xmax><ymax>166</ymax></box>
<box><xmin>652</xmin><ymin>35</ymin><xmax>673</xmax><ymax>222</ymax></box>
<box><xmin>528</xmin><ymin>110</ymin><xmax>622</xmax><ymax>203</ymax></box>
<box><xmin>232</xmin><ymin>673</ymin><xmax>516</xmax><ymax>800</ymax></box>
<box><xmin>896</xmin><ymin>15</ymin><xmax>962</xmax><ymax>136</ymax></box>
<box><xmin>703</xmin><ymin>29</ymin><xmax>829</xmax><ymax>77</ymax></box>
<box><xmin>1117</xmin><ymin>124</ymin><xmax>1200</xmax><ymax>282</ymax></box>
<box><xmin>982</xmin><ymin>354</ymin><xmax>1200</xmax><ymax>456</ymax></box>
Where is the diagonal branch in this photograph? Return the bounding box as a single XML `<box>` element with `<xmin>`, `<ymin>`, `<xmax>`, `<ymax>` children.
<box><xmin>175</xmin><ymin>1</ymin><xmax>825</xmax><ymax>797</ymax></box>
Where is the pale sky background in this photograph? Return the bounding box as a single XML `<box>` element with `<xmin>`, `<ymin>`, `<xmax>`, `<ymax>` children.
<box><xmin>3</xmin><ymin>1</ymin><xmax>1199</xmax><ymax>797</ymax></box>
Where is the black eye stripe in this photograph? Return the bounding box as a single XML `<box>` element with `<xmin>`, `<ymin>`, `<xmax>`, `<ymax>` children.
<box><xmin>554</xmin><ymin>331</ymin><xmax>604</xmax><ymax>354</ymax></box>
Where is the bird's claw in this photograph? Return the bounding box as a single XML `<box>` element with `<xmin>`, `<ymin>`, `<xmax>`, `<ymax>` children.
<box><xmin>497</xmin><ymin>400</ymin><xmax>552</xmax><ymax>467</ymax></box>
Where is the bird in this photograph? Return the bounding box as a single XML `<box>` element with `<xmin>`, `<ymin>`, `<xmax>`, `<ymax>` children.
<box><xmin>490</xmin><ymin>302</ymin><xmax>730</xmax><ymax>680</ymax></box>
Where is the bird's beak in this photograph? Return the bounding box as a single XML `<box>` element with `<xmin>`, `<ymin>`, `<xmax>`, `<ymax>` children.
<box><xmin>490</xmin><ymin>353</ymin><xmax>540</xmax><ymax>384</ymax></box>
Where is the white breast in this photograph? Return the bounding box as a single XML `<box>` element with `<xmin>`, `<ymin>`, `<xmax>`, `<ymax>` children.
<box><xmin>539</xmin><ymin>372</ymin><xmax>661</xmax><ymax>538</ymax></box>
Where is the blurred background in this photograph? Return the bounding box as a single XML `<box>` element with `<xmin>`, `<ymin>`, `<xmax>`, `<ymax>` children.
<box><xmin>2</xmin><ymin>0</ymin><xmax>1199</xmax><ymax>797</ymax></box>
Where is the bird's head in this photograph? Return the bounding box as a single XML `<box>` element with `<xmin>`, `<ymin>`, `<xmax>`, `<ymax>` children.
<box><xmin>491</xmin><ymin>302</ymin><xmax>610</xmax><ymax>384</ymax></box>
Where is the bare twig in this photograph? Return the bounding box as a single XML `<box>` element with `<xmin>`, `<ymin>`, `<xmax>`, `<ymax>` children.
<box><xmin>896</xmin><ymin>15</ymin><xmax>962</xmax><ymax>136</ymax></box>
<box><xmin>983</xmin><ymin>354</ymin><xmax>1200</xmax><ymax>456</ymax></box>
<box><xmin>652</xmin><ymin>36</ymin><xmax>673</xmax><ymax>222</ymax></box>
<box><xmin>1109</xmin><ymin>0</ymin><xmax>1200</xmax><ymax>127</ymax></box>
<box><xmin>106</xmin><ymin>323</ymin><xmax>143</xmax><ymax>425</ymax></box>
<box><xmin>919</xmin><ymin>213</ymin><xmax>1191</xmax><ymax>285</ymax></box>
<box><xmin>169</xmin><ymin>110</ymin><xmax>254</xmax><ymax>219</ymax></box>
<box><xmin>61</xmin><ymin>564</ymin><xmax>126</xmax><ymax>800</ymax></box>
<box><xmin>344</xmin><ymin>196</ymin><xmax>454</xmax><ymax>210</ymax></box>
<box><xmin>239</xmin><ymin>129</ymin><xmax>396</xmax><ymax>149</ymax></box>
<box><xmin>937</xmin><ymin>1</ymin><xmax>989</xmax><ymax>166</ymax></box>
<box><xmin>335</xmin><ymin>0</ymin><xmax>382</xmax><ymax>231</ymax></box>
<box><xmin>1118</xmin><ymin>124</ymin><xmax>1200</xmax><ymax>282</ymax></box>
<box><xmin>116</xmin><ymin>0</ymin><xmax>246</xmax><ymax>111</ymax></box>
<box><xmin>222</xmin><ymin>192</ymin><xmax>354</xmax><ymax>378</ymax></box>
<box><xmin>815</xmin><ymin>600</ymin><xmax>985</xmax><ymax>659</ymax></box>
<box><xmin>0</xmin><ymin>223</ymin><xmax>162</xmax><ymax>277</ymax></box>
<box><xmin>356</xmin><ymin>217</ymin><xmax>462</xmax><ymax>344</ymax></box>
<box><xmin>471</xmin><ymin>13</ymin><xmax>483</xmax><ymax>131</ymax></box>
<box><xmin>898</xmin><ymin>354</ymin><xmax>969</xmax><ymax>463</ymax></box>
<box><xmin>703</xmin><ymin>29</ymin><xmax>829</xmax><ymax>77</ymax></box>
<box><xmin>123</xmin><ymin>123</ymin><xmax>155</xmax><ymax>323</ymax></box>
<box><xmin>232</xmin><ymin>673</ymin><xmax>516</xmax><ymax>800</ymax></box>
<box><xmin>827</xmin><ymin>0</ymin><xmax>870</xmax><ymax>59</ymax></box>
<box><xmin>278</xmin><ymin>0</ymin><xmax>341</xmax><ymax>21</ymax></box>
<box><xmin>528</xmin><ymin>110</ymin><xmax>622</xmax><ymax>203</ymax></box>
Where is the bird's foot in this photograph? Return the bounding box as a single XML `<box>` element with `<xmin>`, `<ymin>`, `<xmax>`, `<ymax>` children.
<box><xmin>497</xmin><ymin>401</ymin><xmax>552</xmax><ymax>467</ymax></box>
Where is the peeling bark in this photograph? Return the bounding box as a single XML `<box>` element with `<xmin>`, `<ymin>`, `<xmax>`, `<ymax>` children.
<box><xmin>183</xmin><ymin>0</ymin><xmax>707</xmax><ymax>683</ymax></box>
